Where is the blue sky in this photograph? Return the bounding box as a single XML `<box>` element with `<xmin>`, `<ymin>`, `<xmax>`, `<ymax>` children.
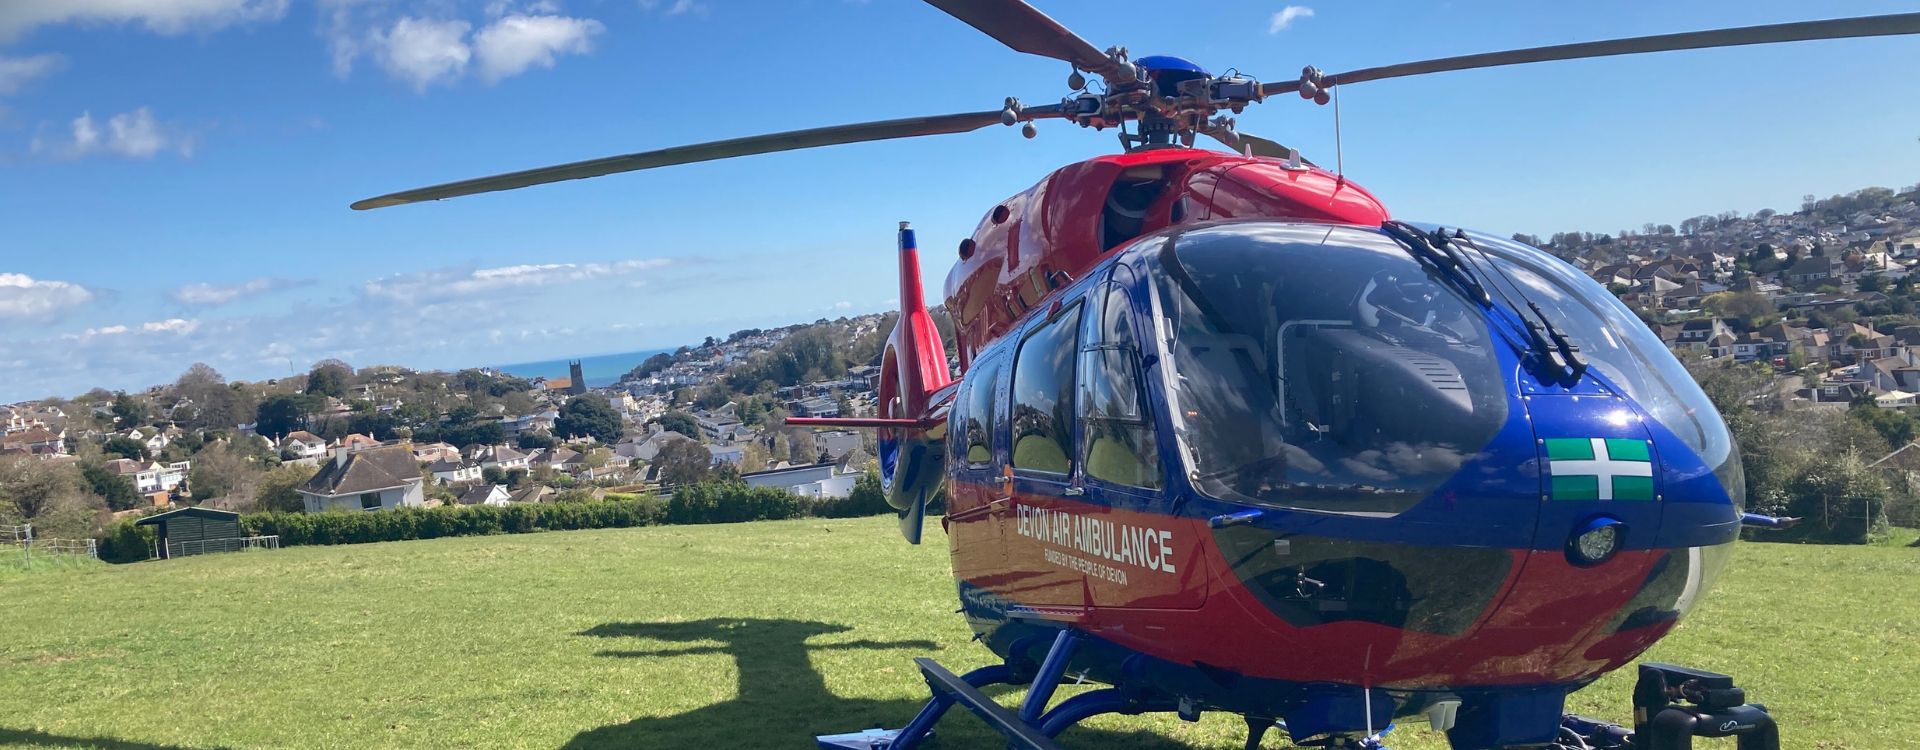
<box><xmin>1</xmin><ymin>0</ymin><xmax>1917</xmax><ymax>403</ymax></box>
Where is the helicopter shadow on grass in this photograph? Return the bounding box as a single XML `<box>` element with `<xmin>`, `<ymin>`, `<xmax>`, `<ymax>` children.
<box><xmin>0</xmin><ymin>728</ymin><xmax>231</xmax><ymax>750</ymax></box>
<box><xmin>563</xmin><ymin>618</ymin><xmax>1191</xmax><ymax>750</ymax></box>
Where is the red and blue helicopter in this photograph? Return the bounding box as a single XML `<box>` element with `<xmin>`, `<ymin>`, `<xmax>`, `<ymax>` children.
<box><xmin>356</xmin><ymin>3</ymin><xmax>1920</xmax><ymax>748</ymax></box>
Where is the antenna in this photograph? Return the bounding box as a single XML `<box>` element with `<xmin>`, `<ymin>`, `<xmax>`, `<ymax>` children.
<box><xmin>1333</xmin><ymin>84</ymin><xmax>1346</xmax><ymax>184</ymax></box>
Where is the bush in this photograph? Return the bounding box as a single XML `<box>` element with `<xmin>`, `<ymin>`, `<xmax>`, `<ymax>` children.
<box><xmin>811</xmin><ymin>470</ymin><xmax>893</xmax><ymax>518</ymax></box>
<box><xmin>240</xmin><ymin>497</ymin><xmax>667</xmax><ymax>547</ymax></box>
<box><xmin>99</xmin><ymin>520</ymin><xmax>156</xmax><ymax>564</ymax></box>
<box><xmin>96</xmin><ymin>476</ymin><xmax>901</xmax><ymax>562</ymax></box>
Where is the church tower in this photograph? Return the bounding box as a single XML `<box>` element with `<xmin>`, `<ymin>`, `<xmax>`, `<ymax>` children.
<box><xmin>568</xmin><ymin>360</ymin><xmax>587</xmax><ymax>395</ymax></box>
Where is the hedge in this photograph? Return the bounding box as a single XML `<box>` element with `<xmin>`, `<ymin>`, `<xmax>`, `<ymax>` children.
<box><xmin>242</xmin><ymin>497</ymin><xmax>669</xmax><ymax>547</ymax></box>
<box><xmin>96</xmin><ymin>471</ymin><xmax>897</xmax><ymax>562</ymax></box>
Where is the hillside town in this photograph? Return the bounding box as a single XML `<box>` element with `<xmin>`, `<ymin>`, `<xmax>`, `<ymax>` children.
<box><xmin>0</xmin><ymin>314</ymin><xmax>900</xmax><ymax>545</ymax></box>
<box><xmin>1528</xmin><ymin>186</ymin><xmax>1920</xmax><ymax>403</ymax></box>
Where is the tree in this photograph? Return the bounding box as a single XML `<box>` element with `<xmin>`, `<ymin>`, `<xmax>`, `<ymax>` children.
<box><xmin>0</xmin><ymin>457</ymin><xmax>100</xmax><ymax>539</ymax></box>
<box><xmin>482</xmin><ymin>466</ymin><xmax>508</xmax><ymax>485</ymax></box>
<box><xmin>516</xmin><ymin>432</ymin><xmax>559</xmax><ymax>450</ymax></box>
<box><xmin>189</xmin><ymin>443</ymin><xmax>260</xmax><ymax>503</ymax></box>
<box><xmin>740</xmin><ymin>441</ymin><xmax>771</xmax><ymax>473</ymax></box>
<box><xmin>625</xmin><ymin>352</ymin><xmax>674</xmax><ymax>381</ymax></box>
<box><xmin>653</xmin><ymin>411</ymin><xmax>700</xmax><ymax>439</ymax></box>
<box><xmin>305</xmin><ymin>362</ymin><xmax>350</xmax><ymax>400</ymax></box>
<box><xmin>1701</xmin><ymin>291</ymin><xmax>1774</xmax><ymax>322</ymax></box>
<box><xmin>555</xmin><ymin>395</ymin><xmax>622</xmax><ymax>443</ymax></box>
<box><xmin>347</xmin><ymin>410</ymin><xmax>402</xmax><ymax>441</ymax></box>
<box><xmin>255</xmin><ymin>394</ymin><xmax>308</xmax><ymax>439</ymax></box>
<box><xmin>101</xmin><ymin>436</ymin><xmax>148</xmax><ymax>461</ymax></box>
<box><xmin>256</xmin><ymin>463</ymin><xmax>317</xmax><ymax>513</ymax></box>
<box><xmin>655</xmin><ymin>439</ymin><xmax>712</xmax><ymax>486</ymax></box>
<box><xmin>80</xmin><ymin>461</ymin><xmax>140</xmax><ymax>511</ymax></box>
<box><xmin>787</xmin><ymin>429</ymin><xmax>818</xmax><ymax>464</ymax></box>
<box><xmin>110</xmin><ymin>393</ymin><xmax>148</xmax><ymax>427</ymax></box>
<box><xmin>1783</xmin><ymin>450</ymin><xmax>1890</xmax><ymax>543</ymax></box>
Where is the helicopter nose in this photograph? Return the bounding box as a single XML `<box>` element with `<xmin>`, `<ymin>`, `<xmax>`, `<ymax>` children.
<box><xmin>1523</xmin><ymin>393</ymin><xmax>1664</xmax><ymax>564</ymax></box>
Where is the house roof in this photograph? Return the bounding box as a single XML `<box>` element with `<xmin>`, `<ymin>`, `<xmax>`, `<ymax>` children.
<box><xmin>282</xmin><ymin>430</ymin><xmax>322</xmax><ymax>445</ymax></box>
<box><xmin>135</xmin><ymin>506</ymin><xmax>239</xmax><ymax>526</ymax></box>
<box><xmin>1870</xmin><ymin>442</ymin><xmax>1920</xmax><ymax>472</ymax></box>
<box><xmin>302</xmin><ymin>445</ymin><xmax>422</xmax><ymax>497</ymax></box>
<box><xmin>104</xmin><ymin>457</ymin><xmax>149</xmax><ymax>475</ymax></box>
<box><xmin>426</xmin><ymin>458</ymin><xmax>471</xmax><ymax>472</ymax></box>
<box><xmin>1</xmin><ymin>427</ymin><xmax>62</xmax><ymax>446</ymax></box>
<box><xmin>456</xmin><ymin>484</ymin><xmax>507</xmax><ymax>505</ymax></box>
<box><xmin>508</xmin><ymin>485</ymin><xmax>553</xmax><ymax>503</ymax></box>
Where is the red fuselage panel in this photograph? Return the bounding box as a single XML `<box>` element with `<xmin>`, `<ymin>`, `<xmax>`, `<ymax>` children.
<box><xmin>941</xmin><ymin>148</ymin><xmax>1390</xmax><ymax>367</ymax></box>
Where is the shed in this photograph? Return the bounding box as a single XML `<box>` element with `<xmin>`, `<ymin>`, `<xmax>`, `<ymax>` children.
<box><xmin>135</xmin><ymin>506</ymin><xmax>243</xmax><ymax>559</ymax></box>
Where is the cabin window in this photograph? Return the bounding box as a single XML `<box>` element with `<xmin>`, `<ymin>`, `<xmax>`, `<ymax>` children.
<box><xmin>962</xmin><ymin>359</ymin><xmax>1000</xmax><ymax>467</ymax></box>
<box><xmin>1011</xmin><ymin>302</ymin><xmax>1082</xmax><ymax>475</ymax></box>
<box><xmin>1080</xmin><ymin>284</ymin><xmax>1160</xmax><ymax>488</ymax></box>
<box><xmin>360</xmin><ymin>492</ymin><xmax>381</xmax><ymax>511</ymax></box>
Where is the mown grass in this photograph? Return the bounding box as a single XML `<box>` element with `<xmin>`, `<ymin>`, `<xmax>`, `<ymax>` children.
<box><xmin>0</xmin><ymin>548</ymin><xmax>102</xmax><ymax>583</ymax></box>
<box><xmin>0</xmin><ymin>519</ymin><xmax>1912</xmax><ymax>749</ymax></box>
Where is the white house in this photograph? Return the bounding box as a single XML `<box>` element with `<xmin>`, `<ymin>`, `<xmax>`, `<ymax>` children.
<box><xmin>740</xmin><ymin>461</ymin><xmax>860</xmax><ymax>499</ymax></box>
<box><xmin>280</xmin><ymin>430</ymin><xmax>327</xmax><ymax>460</ymax></box>
<box><xmin>455</xmin><ymin>484</ymin><xmax>512</xmax><ymax>507</ymax></box>
<box><xmin>477</xmin><ymin>445</ymin><xmax>531</xmax><ymax>471</ymax></box>
<box><xmin>616</xmin><ymin>430</ymin><xmax>694</xmax><ymax>461</ymax></box>
<box><xmin>705</xmin><ymin>442</ymin><xmax>746</xmax><ymax>467</ymax></box>
<box><xmin>298</xmin><ymin>445</ymin><xmax>425</xmax><ymax>512</ymax></box>
<box><xmin>105</xmin><ymin>458</ymin><xmax>190</xmax><ymax>494</ymax></box>
<box><xmin>428</xmin><ymin>458</ymin><xmax>482</xmax><ymax>483</ymax></box>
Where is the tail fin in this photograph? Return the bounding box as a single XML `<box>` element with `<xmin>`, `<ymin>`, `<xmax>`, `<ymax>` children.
<box><xmin>787</xmin><ymin>221</ymin><xmax>952</xmax><ymax>429</ymax></box>
<box><xmin>786</xmin><ymin>222</ymin><xmax>951</xmax><ymax>543</ymax></box>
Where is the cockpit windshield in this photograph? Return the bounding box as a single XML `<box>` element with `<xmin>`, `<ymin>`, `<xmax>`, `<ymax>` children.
<box><xmin>1146</xmin><ymin>224</ymin><xmax>1509</xmax><ymax>515</ymax></box>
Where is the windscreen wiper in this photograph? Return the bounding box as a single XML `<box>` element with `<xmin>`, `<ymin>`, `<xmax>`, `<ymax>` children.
<box><xmin>1380</xmin><ymin>220</ymin><xmax>1491</xmax><ymax>307</ymax></box>
<box><xmin>1442</xmin><ymin>229</ymin><xmax>1589</xmax><ymax>383</ymax></box>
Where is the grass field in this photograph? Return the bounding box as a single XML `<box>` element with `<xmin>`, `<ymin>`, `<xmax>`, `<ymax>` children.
<box><xmin>1</xmin><ymin>518</ymin><xmax>1914</xmax><ymax>750</ymax></box>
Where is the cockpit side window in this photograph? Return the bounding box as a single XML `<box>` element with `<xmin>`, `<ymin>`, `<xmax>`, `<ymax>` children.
<box><xmin>1011</xmin><ymin>302</ymin><xmax>1083</xmax><ymax>476</ymax></box>
<box><xmin>1080</xmin><ymin>283</ymin><xmax>1161</xmax><ymax>489</ymax></box>
<box><xmin>961</xmin><ymin>358</ymin><xmax>1000</xmax><ymax>467</ymax></box>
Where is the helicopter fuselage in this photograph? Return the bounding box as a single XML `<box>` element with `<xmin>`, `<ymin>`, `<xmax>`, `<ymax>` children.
<box><xmin>915</xmin><ymin>150</ymin><xmax>1744</xmax><ymax>748</ymax></box>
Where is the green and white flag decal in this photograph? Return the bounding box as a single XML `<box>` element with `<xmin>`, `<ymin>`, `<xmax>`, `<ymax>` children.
<box><xmin>1544</xmin><ymin>437</ymin><xmax>1654</xmax><ymax>501</ymax></box>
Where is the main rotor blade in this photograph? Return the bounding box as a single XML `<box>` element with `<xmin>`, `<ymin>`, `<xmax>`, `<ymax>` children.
<box><xmin>922</xmin><ymin>0</ymin><xmax>1120</xmax><ymax>80</ymax></box>
<box><xmin>1203</xmin><ymin>128</ymin><xmax>1310</xmax><ymax>165</ymax></box>
<box><xmin>353</xmin><ymin>107</ymin><xmax>1060</xmax><ymax>210</ymax></box>
<box><xmin>1262</xmin><ymin>12</ymin><xmax>1920</xmax><ymax>96</ymax></box>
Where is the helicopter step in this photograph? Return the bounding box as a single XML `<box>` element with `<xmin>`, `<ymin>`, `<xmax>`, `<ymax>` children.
<box><xmin>817</xmin><ymin>629</ymin><xmax>1178</xmax><ymax>750</ymax></box>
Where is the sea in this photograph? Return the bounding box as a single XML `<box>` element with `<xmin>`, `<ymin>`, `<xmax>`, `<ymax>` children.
<box><xmin>492</xmin><ymin>347</ymin><xmax>676</xmax><ymax>389</ymax></box>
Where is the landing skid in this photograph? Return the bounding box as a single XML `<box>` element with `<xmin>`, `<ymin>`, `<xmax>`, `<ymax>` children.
<box><xmin>819</xmin><ymin>634</ymin><xmax>1779</xmax><ymax>750</ymax></box>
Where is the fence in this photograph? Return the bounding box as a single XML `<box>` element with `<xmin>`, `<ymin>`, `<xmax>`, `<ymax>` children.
<box><xmin>153</xmin><ymin>535</ymin><xmax>281</xmax><ymax>559</ymax></box>
<box><xmin>3</xmin><ymin>523</ymin><xmax>100</xmax><ymax>565</ymax></box>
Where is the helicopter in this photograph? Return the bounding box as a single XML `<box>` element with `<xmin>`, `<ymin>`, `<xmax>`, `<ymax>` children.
<box><xmin>354</xmin><ymin>3</ymin><xmax>1920</xmax><ymax>748</ymax></box>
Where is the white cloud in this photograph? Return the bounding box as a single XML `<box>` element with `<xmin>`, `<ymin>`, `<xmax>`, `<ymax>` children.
<box><xmin>1268</xmin><ymin>5</ymin><xmax>1314</xmax><ymax>33</ymax></box>
<box><xmin>638</xmin><ymin>0</ymin><xmax>705</xmax><ymax>16</ymax></box>
<box><xmin>31</xmin><ymin>107</ymin><xmax>192</xmax><ymax>159</ymax></box>
<box><xmin>78</xmin><ymin>319</ymin><xmax>195</xmax><ymax>338</ymax></box>
<box><xmin>361</xmin><ymin>258</ymin><xmax>676</xmax><ymax>302</ymax></box>
<box><xmin>326</xmin><ymin>2</ymin><xmax>605</xmax><ymax>90</ymax></box>
<box><xmin>372</xmin><ymin>16</ymin><xmax>472</xmax><ymax>91</ymax></box>
<box><xmin>0</xmin><ymin>53</ymin><xmax>64</xmax><ymax>95</ymax></box>
<box><xmin>0</xmin><ymin>273</ymin><xmax>94</xmax><ymax>319</ymax></box>
<box><xmin>473</xmin><ymin>14</ymin><xmax>603</xmax><ymax>83</ymax></box>
<box><xmin>0</xmin><ymin>0</ymin><xmax>289</xmax><ymax>42</ymax></box>
<box><xmin>170</xmin><ymin>278</ymin><xmax>312</xmax><ymax>307</ymax></box>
